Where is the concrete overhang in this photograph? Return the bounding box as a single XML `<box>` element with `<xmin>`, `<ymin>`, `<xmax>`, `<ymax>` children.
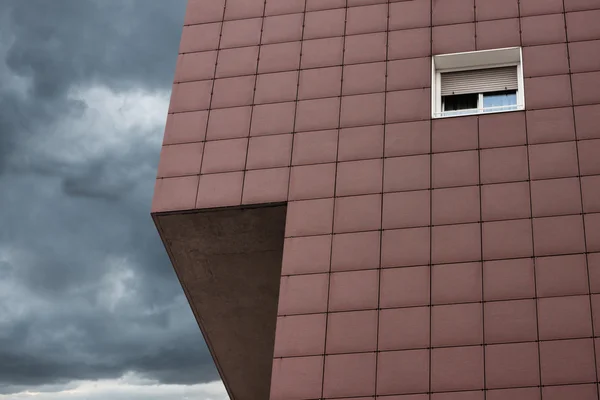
<box><xmin>152</xmin><ymin>204</ymin><xmax>287</xmax><ymax>400</ymax></box>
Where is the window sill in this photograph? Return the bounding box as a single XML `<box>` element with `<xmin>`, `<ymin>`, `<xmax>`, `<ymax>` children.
<box><xmin>432</xmin><ymin>104</ymin><xmax>525</xmax><ymax>119</ymax></box>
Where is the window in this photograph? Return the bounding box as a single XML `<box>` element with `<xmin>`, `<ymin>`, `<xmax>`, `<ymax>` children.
<box><xmin>432</xmin><ymin>47</ymin><xmax>524</xmax><ymax>118</ymax></box>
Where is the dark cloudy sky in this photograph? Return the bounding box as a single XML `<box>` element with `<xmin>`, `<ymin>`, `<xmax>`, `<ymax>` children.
<box><xmin>0</xmin><ymin>1</ymin><xmax>227</xmax><ymax>399</ymax></box>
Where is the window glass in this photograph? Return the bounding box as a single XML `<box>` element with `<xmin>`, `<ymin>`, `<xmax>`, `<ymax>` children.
<box><xmin>442</xmin><ymin>93</ymin><xmax>478</xmax><ymax>116</ymax></box>
<box><xmin>482</xmin><ymin>90</ymin><xmax>518</xmax><ymax>112</ymax></box>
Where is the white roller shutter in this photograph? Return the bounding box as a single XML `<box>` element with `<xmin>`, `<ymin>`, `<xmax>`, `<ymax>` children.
<box><xmin>441</xmin><ymin>66</ymin><xmax>518</xmax><ymax>96</ymax></box>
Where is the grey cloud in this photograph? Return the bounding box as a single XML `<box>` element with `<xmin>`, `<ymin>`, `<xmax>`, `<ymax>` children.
<box><xmin>0</xmin><ymin>0</ymin><xmax>223</xmax><ymax>396</ymax></box>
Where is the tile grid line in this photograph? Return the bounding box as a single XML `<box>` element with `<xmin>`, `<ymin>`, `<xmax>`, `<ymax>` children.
<box><xmin>193</xmin><ymin>0</ymin><xmax>228</xmax><ymax>208</ymax></box>
<box><xmin>239</xmin><ymin>0</ymin><xmax>268</xmax><ymax>204</ymax></box>
<box><xmin>428</xmin><ymin>0</ymin><xmax>434</xmax><ymax>395</ymax></box>
<box><xmin>320</xmin><ymin>1</ymin><xmax>350</xmax><ymax>398</ymax></box>
<box><xmin>517</xmin><ymin>0</ymin><xmax>544</xmax><ymax>393</ymax></box>
<box><xmin>562</xmin><ymin>0</ymin><xmax>600</xmax><ymax>395</ymax></box>
<box><xmin>374</xmin><ymin>0</ymin><xmax>392</xmax><ymax>397</ymax></box>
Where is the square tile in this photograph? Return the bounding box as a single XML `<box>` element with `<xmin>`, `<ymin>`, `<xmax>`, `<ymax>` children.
<box><xmin>386</xmin><ymin>88</ymin><xmax>431</xmax><ymax>123</ymax></box>
<box><xmin>224</xmin><ymin>0</ymin><xmax>264</xmax><ymax>20</ymax></box>
<box><xmin>343</xmin><ymin>62</ymin><xmax>386</xmax><ymax>96</ymax></box>
<box><xmin>278</xmin><ymin>274</ymin><xmax>329</xmax><ymax>315</ymax></box>
<box><xmin>432</xmin><ymin>23</ymin><xmax>476</xmax><ymax>55</ymax></box>
<box><xmin>433</xmin><ymin>392</ymin><xmax>484</xmax><ymax>400</ymax></box>
<box><xmin>481</xmin><ymin>182</ymin><xmax>531</xmax><ymax>221</ymax></box>
<box><xmin>536</xmin><ymin>254</ymin><xmax>589</xmax><ymax>297</ymax></box>
<box><xmin>579</xmin><ymin>139</ymin><xmax>600</xmax><ymax>176</ymax></box>
<box><xmin>526</xmin><ymin>107</ymin><xmax>575</xmax><ymax>145</ymax></box>
<box><xmin>533</xmin><ymin>215</ymin><xmax>585</xmax><ymax>256</ymax></box>
<box><xmin>485</xmin><ymin>299</ymin><xmax>538</xmax><ymax>344</ymax></box>
<box><xmin>282</xmin><ymin>235</ymin><xmax>332</xmax><ymax>276</ymax></box>
<box><xmin>475</xmin><ymin>0</ymin><xmax>518</xmax><ymax>20</ymax></box>
<box><xmin>303</xmin><ymin>8</ymin><xmax>346</xmax><ymax>40</ymax></box>
<box><xmin>566</xmin><ymin>9</ymin><xmax>600</xmax><ymax>42</ymax></box>
<box><xmin>329</xmin><ymin>269</ymin><xmax>379</xmax><ymax>311</ymax></box>
<box><xmin>480</xmin><ymin>146</ymin><xmax>529</xmax><ymax>184</ymax></box>
<box><xmin>207</xmin><ymin>106</ymin><xmax>252</xmax><ymax>140</ymax></box>
<box><xmin>274</xmin><ymin>314</ymin><xmax>327</xmax><ymax>357</ymax></box>
<box><xmin>185</xmin><ymin>0</ymin><xmax>225</xmax><ymax>24</ymax></box>
<box><xmin>377</xmin><ymin>350</ymin><xmax>430</xmax><ymax>395</ymax></box>
<box><xmin>582</xmin><ymin>175</ymin><xmax>600</xmax><ymax>213</ymax></box>
<box><xmin>201</xmin><ymin>138</ymin><xmax>247</xmax><ymax>174</ymax></box>
<box><xmin>483</xmin><ymin>219</ymin><xmax>533</xmax><ymax>260</ymax></box>
<box><xmin>520</xmin><ymin>0</ymin><xmax>563</xmax><ymax>16</ymax></box>
<box><xmin>431</xmin><ymin>115</ymin><xmax>478</xmax><ymax>153</ymax></box>
<box><xmin>265</xmin><ymin>0</ymin><xmax>304</xmax><ymax>16</ymax></box>
<box><xmin>524</xmin><ymin>75</ymin><xmax>573</xmax><ymax>110</ymax></box>
<box><xmin>254</xmin><ymin>71</ymin><xmax>298</xmax><ymax>104</ymax></box>
<box><xmin>306</xmin><ymin>0</ymin><xmax>345</xmax><ymax>10</ymax></box>
<box><xmin>538</xmin><ymin>295</ymin><xmax>592</xmax><ymax>340</ymax></box>
<box><xmin>542</xmin><ymin>384</ymin><xmax>598</xmax><ymax>400</ymax></box>
<box><xmin>521</xmin><ymin>13</ymin><xmax>566</xmax><ymax>46</ymax></box>
<box><xmin>479</xmin><ymin>111</ymin><xmax>527</xmax><ymax>149</ymax></box>
<box><xmin>196</xmin><ymin>171</ymin><xmax>243</xmax><ymax>208</ymax></box>
<box><xmin>334</xmin><ymin>194</ymin><xmax>382</xmax><ymax>233</ymax></box>
<box><xmin>387</xmin><ymin>57</ymin><xmax>432</xmax><ymax>92</ymax></box>
<box><xmin>326</xmin><ymin>310</ymin><xmax>378</xmax><ymax>354</ymax></box>
<box><xmin>523</xmin><ymin>44</ymin><xmax>570</xmax><ymax>78</ymax></box>
<box><xmin>432</xmin><ymin>0</ymin><xmax>474</xmax><ymax>26</ymax></box>
<box><xmin>529</xmin><ymin>142</ymin><xmax>579</xmax><ymax>180</ymax></box>
<box><xmin>384</xmin><ymin>155</ymin><xmax>431</xmax><ymax>192</ymax></box>
<box><xmin>335</xmin><ymin>159</ymin><xmax>383</xmax><ymax>196</ymax></box>
<box><xmin>476</xmin><ymin>18</ymin><xmax>520</xmax><ymax>50</ymax></box>
<box><xmin>169</xmin><ymin>81</ymin><xmax>212</xmax><ymax>113</ymax></box>
<box><xmin>388</xmin><ymin>28</ymin><xmax>432</xmax><ymax>60</ymax></box>
<box><xmin>242</xmin><ymin>167</ymin><xmax>289</xmax><ymax>204</ymax></box>
<box><xmin>295</xmin><ymin>97</ymin><xmax>341</xmax><ymax>132</ymax></box>
<box><xmin>246</xmin><ymin>134</ymin><xmax>292</xmax><ymax>170</ymax></box>
<box><xmin>331</xmin><ymin>231</ymin><xmax>380</xmax><ymax>272</ymax></box>
<box><xmin>261</xmin><ymin>13</ymin><xmax>303</xmax><ymax>44</ymax></box>
<box><xmin>344</xmin><ymin>32</ymin><xmax>387</xmax><ymax>65</ymax></box>
<box><xmin>389</xmin><ymin>0</ymin><xmax>431</xmax><ymax>30</ymax></box>
<box><xmin>432</xmin><ymin>223</ymin><xmax>481</xmax><ymax>264</ymax></box>
<box><xmin>157</xmin><ymin>143</ymin><xmax>204</xmax><ymax>178</ymax></box>
<box><xmin>174</xmin><ymin>51</ymin><xmax>216</xmax><ymax>83</ymax></box>
<box><xmin>590</xmin><ymin>253</ymin><xmax>600</xmax><ymax>293</ymax></box>
<box><xmin>381</xmin><ymin>228</ymin><xmax>431</xmax><ymax>268</ymax></box>
<box><xmin>341</xmin><ymin>93</ymin><xmax>385</xmax><ymax>128</ymax></box>
<box><xmin>385</xmin><ymin>121</ymin><xmax>431</xmax><ymax>157</ymax></box>
<box><xmin>487</xmin><ymin>387</ymin><xmax>540</xmax><ymax>400</ymax></box>
<box><xmin>383</xmin><ymin>190</ymin><xmax>431</xmax><ymax>229</ymax></box>
<box><xmin>302</xmin><ymin>37</ymin><xmax>344</xmax><ymax>69</ymax></box>
<box><xmin>485</xmin><ymin>342</ymin><xmax>540</xmax><ymax>388</ymax></box>
<box><xmin>338</xmin><ymin>125</ymin><xmax>384</xmax><ymax>162</ymax></box>
<box><xmin>530</xmin><ymin>177</ymin><xmax>582</xmax><ymax>217</ymax></box>
<box><xmin>258</xmin><ymin>41</ymin><xmax>302</xmax><ymax>73</ymax></box>
<box><xmin>298</xmin><ymin>66</ymin><xmax>342</xmax><ymax>100</ymax></box>
<box><xmin>432</xmin><ymin>150</ymin><xmax>479</xmax><ymax>188</ymax></box>
<box><xmin>180</xmin><ymin>23</ymin><xmax>221</xmax><ymax>53</ymax></box>
<box><xmin>285</xmin><ymin>198</ymin><xmax>334</xmax><ymax>237</ymax></box>
<box><xmin>432</xmin><ymin>303</ymin><xmax>483</xmax><ymax>346</ymax></box>
<box><xmin>484</xmin><ymin>258</ymin><xmax>536</xmax><ymax>301</ymax></box>
<box><xmin>216</xmin><ymin>46</ymin><xmax>259</xmax><ymax>78</ymax></box>
<box><xmin>565</xmin><ymin>0</ymin><xmax>600</xmax><ymax>11</ymax></box>
<box><xmin>152</xmin><ymin>176</ymin><xmax>199</xmax><ymax>213</ymax></box>
<box><xmin>431</xmin><ymin>346</ymin><xmax>484</xmax><ymax>391</ymax></box>
<box><xmin>540</xmin><ymin>339</ymin><xmax>596</xmax><ymax>385</ymax></box>
<box><xmin>164</xmin><ymin>111</ymin><xmax>208</xmax><ymax>145</ymax></box>
<box><xmin>289</xmin><ymin>163</ymin><xmax>336</xmax><ymax>200</ymax></box>
<box><xmin>346</xmin><ymin>4</ymin><xmax>388</xmax><ymax>35</ymax></box>
<box><xmin>570</xmin><ymin>40</ymin><xmax>600</xmax><ymax>73</ymax></box>
<box><xmin>220</xmin><ymin>18</ymin><xmax>262</xmax><ymax>48</ymax></box>
<box><xmin>574</xmin><ymin>71</ymin><xmax>600</xmax><ymax>111</ymax></box>
<box><xmin>380</xmin><ymin>266</ymin><xmax>430</xmax><ymax>307</ymax></box>
<box><xmin>251</xmin><ymin>102</ymin><xmax>296</xmax><ymax>136</ymax></box>
<box><xmin>432</xmin><ymin>262</ymin><xmax>482</xmax><ymax>304</ymax></box>
<box><xmin>270</xmin><ymin>356</ymin><xmax>324</xmax><ymax>400</ymax></box>
<box><xmin>432</xmin><ymin>186</ymin><xmax>480</xmax><ymax>225</ymax></box>
<box><xmin>292</xmin><ymin>129</ymin><xmax>338</xmax><ymax>166</ymax></box>
<box><xmin>211</xmin><ymin>75</ymin><xmax>255</xmax><ymax>109</ymax></box>
<box><xmin>379</xmin><ymin>307</ymin><xmax>430</xmax><ymax>351</ymax></box>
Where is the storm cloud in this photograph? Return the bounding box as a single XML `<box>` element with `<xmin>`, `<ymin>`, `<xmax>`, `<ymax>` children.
<box><xmin>0</xmin><ymin>1</ymin><xmax>223</xmax><ymax>397</ymax></box>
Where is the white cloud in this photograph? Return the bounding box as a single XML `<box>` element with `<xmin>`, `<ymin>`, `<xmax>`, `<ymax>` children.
<box><xmin>1</xmin><ymin>375</ymin><xmax>229</xmax><ymax>400</ymax></box>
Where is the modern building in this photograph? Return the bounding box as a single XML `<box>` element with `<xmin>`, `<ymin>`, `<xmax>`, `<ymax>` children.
<box><xmin>152</xmin><ymin>0</ymin><xmax>600</xmax><ymax>399</ymax></box>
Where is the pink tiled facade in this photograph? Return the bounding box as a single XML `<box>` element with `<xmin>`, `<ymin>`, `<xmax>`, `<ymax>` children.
<box><xmin>153</xmin><ymin>0</ymin><xmax>600</xmax><ymax>399</ymax></box>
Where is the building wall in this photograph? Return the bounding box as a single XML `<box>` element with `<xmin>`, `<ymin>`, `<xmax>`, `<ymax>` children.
<box><xmin>153</xmin><ymin>0</ymin><xmax>600</xmax><ymax>398</ymax></box>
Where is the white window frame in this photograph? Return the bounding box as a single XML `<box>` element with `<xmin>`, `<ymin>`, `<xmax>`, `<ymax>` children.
<box><xmin>431</xmin><ymin>47</ymin><xmax>525</xmax><ymax>119</ymax></box>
